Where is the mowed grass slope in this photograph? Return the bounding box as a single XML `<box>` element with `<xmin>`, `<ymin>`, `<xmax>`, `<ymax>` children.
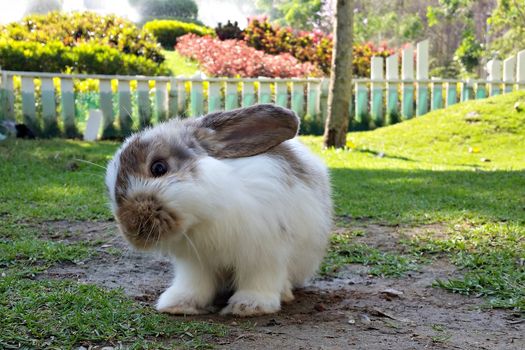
<box><xmin>0</xmin><ymin>91</ymin><xmax>524</xmax><ymax>348</ymax></box>
<box><xmin>308</xmin><ymin>91</ymin><xmax>524</xmax><ymax>312</ymax></box>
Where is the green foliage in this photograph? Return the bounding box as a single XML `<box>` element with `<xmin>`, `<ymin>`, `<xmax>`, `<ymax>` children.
<box><xmin>255</xmin><ymin>0</ymin><xmax>325</xmax><ymax>31</ymax></box>
<box><xmin>488</xmin><ymin>0</ymin><xmax>525</xmax><ymax>57</ymax></box>
<box><xmin>143</xmin><ymin>19</ymin><xmax>214</xmax><ymax>49</ymax></box>
<box><xmin>131</xmin><ymin>0</ymin><xmax>199</xmax><ymax>22</ymax></box>
<box><xmin>0</xmin><ymin>12</ymin><xmax>167</xmax><ymax>75</ymax></box>
<box><xmin>454</xmin><ymin>29</ymin><xmax>483</xmax><ymax>74</ymax></box>
<box><xmin>280</xmin><ymin>0</ymin><xmax>323</xmax><ymax>31</ymax></box>
<box><xmin>0</xmin><ymin>38</ymin><xmax>168</xmax><ymax>75</ymax></box>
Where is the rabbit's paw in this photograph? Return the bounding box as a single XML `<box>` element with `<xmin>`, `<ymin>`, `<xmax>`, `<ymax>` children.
<box><xmin>156</xmin><ymin>290</ymin><xmax>209</xmax><ymax>315</ymax></box>
<box><xmin>220</xmin><ymin>291</ymin><xmax>280</xmax><ymax>317</ymax></box>
<box><xmin>157</xmin><ymin>303</ymin><xmax>209</xmax><ymax>315</ymax></box>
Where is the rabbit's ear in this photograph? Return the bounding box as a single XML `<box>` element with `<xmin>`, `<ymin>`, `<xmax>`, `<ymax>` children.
<box><xmin>194</xmin><ymin>104</ymin><xmax>299</xmax><ymax>158</ymax></box>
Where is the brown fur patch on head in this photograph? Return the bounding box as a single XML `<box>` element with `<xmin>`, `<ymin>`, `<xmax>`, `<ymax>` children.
<box><xmin>114</xmin><ymin>132</ymin><xmax>205</xmax><ymax>204</ymax></box>
<box><xmin>115</xmin><ymin>137</ymin><xmax>151</xmax><ymax>202</ymax></box>
<box><xmin>194</xmin><ymin>104</ymin><xmax>299</xmax><ymax>158</ymax></box>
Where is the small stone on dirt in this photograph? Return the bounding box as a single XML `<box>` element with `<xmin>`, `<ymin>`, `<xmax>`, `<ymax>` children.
<box><xmin>359</xmin><ymin>314</ymin><xmax>372</xmax><ymax>325</ymax></box>
<box><xmin>380</xmin><ymin>288</ymin><xmax>404</xmax><ymax>298</ymax></box>
<box><xmin>266</xmin><ymin>319</ymin><xmax>281</xmax><ymax>327</ymax></box>
<box><xmin>314</xmin><ymin>303</ymin><xmax>326</xmax><ymax>312</ymax></box>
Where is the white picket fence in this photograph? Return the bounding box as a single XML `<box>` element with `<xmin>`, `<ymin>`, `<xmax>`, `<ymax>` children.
<box><xmin>1</xmin><ymin>39</ymin><xmax>525</xmax><ymax>138</ymax></box>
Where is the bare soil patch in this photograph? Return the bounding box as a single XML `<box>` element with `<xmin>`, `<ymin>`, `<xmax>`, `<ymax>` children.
<box><xmin>38</xmin><ymin>220</ymin><xmax>524</xmax><ymax>349</ymax></box>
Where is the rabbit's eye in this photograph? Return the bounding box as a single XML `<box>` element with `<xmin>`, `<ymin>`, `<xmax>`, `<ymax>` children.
<box><xmin>150</xmin><ymin>160</ymin><xmax>168</xmax><ymax>177</ymax></box>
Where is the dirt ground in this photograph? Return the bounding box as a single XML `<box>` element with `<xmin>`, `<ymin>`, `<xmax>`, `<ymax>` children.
<box><xmin>39</xmin><ymin>220</ymin><xmax>524</xmax><ymax>350</ymax></box>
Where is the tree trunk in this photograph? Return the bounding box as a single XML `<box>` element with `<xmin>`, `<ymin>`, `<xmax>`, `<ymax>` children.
<box><xmin>323</xmin><ymin>0</ymin><xmax>354</xmax><ymax>148</ymax></box>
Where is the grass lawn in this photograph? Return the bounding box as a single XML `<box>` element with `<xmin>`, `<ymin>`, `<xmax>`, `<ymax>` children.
<box><xmin>162</xmin><ymin>49</ymin><xmax>200</xmax><ymax>77</ymax></box>
<box><xmin>0</xmin><ymin>91</ymin><xmax>524</xmax><ymax>347</ymax></box>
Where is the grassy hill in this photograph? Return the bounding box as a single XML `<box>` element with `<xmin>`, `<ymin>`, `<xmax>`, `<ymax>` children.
<box><xmin>304</xmin><ymin>91</ymin><xmax>525</xmax><ymax>224</ymax></box>
<box><xmin>162</xmin><ymin>49</ymin><xmax>200</xmax><ymax>76</ymax></box>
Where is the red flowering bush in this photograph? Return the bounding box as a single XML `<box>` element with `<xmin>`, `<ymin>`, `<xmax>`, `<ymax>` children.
<box><xmin>244</xmin><ymin>17</ymin><xmax>394</xmax><ymax>77</ymax></box>
<box><xmin>176</xmin><ymin>34</ymin><xmax>319</xmax><ymax>77</ymax></box>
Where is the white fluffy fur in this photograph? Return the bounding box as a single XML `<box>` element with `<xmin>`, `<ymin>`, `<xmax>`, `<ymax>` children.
<box><xmin>106</xmin><ymin>131</ymin><xmax>332</xmax><ymax>316</ymax></box>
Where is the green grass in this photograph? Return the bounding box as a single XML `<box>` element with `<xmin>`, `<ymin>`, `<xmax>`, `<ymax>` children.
<box><xmin>0</xmin><ymin>278</ymin><xmax>227</xmax><ymax>349</ymax></box>
<box><xmin>312</xmin><ymin>91</ymin><xmax>525</xmax><ymax>312</ymax></box>
<box><xmin>0</xmin><ymin>91</ymin><xmax>524</xmax><ymax>347</ymax></box>
<box><xmin>320</xmin><ymin>233</ymin><xmax>421</xmax><ymax>277</ymax></box>
<box><xmin>162</xmin><ymin>49</ymin><xmax>200</xmax><ymax>77</ymax></box>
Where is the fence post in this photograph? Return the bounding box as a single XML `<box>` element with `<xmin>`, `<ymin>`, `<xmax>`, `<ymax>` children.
<box><xmin>156</xmin><ymin>81</ymin><xmax>168</xmax><ymax>122</ymax></box>
<box><xmin>461</xmin><ymin>79</ymin><xmax>475</xmax><ymax>101</ymax></box>
<box><xmin>190</xmin><ymin>73</ymin><xmax>204</xmax><ymax>117</ymax></box>
<box><xmin>446</xmin><ymin>82</ymin><xmax>457</xmax><ymax>106</ymax></box>
<box><xmin>1</xmin><ymin>72</ymin><xmax>14</xmax><ymax>122</ymax></box>
<box><xmin>21</xmin><ymin>76</ymin><xmax>39</xmax><ymax>135</ymax></box>
<box><xmin>118</xmin><ymin>80</ymin><xmax>133</xmax><ymax>136</ymax></box>
<box><xmin>487</xmin><ymin>59</ymin><xmax>502</xmax><ymax>96</ymax></box>
<box><xmin>137</xmin><ymin>80</ymin><xmax>152</xmax><ymax>128</ymax></box>
<box><xmin>60</xmin><ymin>78</ymin><xmax>78</xmax><ymax>138</ymax></box>
<box><xmin>176</xmin><ymin>76</ymin><xmax>187</xmax><ymax>117</ymax></box>
<box><xmin>242</xmin><ymin>81</ymin><xmax>256</xmax><ymax>107</ymax></box>
<box><xmin>476</xmin><ymin>82</ymin><xmax>487</xmax><ymax>99</ymax></box>
<box><xmin>503</xmin><ymin>56</ymin><xmax>516</xmax><ymax>93</ymax></box>
<box><xmin>275</xmin><ymin>80</ymin><xmax>288</xmax><ymax>108</ymax></box>
<box><xmin>517</xmin><ymin>50</ymin><xmax>525</xmax><ymax>90</ymax></box>
<box><xmin>99</xmin><ymin>79</ymin><xmax>116</xmax><ymax>139</ymax></box>
<box><xmin>306</xmin><ymin>78</ymin><xmax>320</xmax><ymax>121</ymax></box>
<box><xmin>401</xmin><ymin>44</ymin><xmax>414</xmax><ymax>119</ymax></box>
<box><xmin>370</xmin><ymin>56</ymin><xmax>384</xmax><ymax>127</ymax></box>
<box><xmin>430</xmin><ymin>78</ymin><xmax>443</xmax><ymax>111</ymax></box>
<box><xmin>385</xmin><ymin>54</ymin><xmax>399</xmax><ymax>125</ymax></box>
<box><xmin>208</xmin><ymin>81</ymin><xmax>221</xmax><ymax>113</ymax></box>
<box><xmin>291</xmin><ymin>79</ymin><xmax>305</xmax><ymax>117</ymax></box>
<box><xmin>258</xmin><ymin>77</ymin><xmax>272</xmax><ymax>104</ymax></box>
<box><xmin>168</xmin><ymin>78</ymin><xmax>178</xmax><ymax>118</ymax></box>
<box><xmin>225</xmin><ymin>81</ymin><xmax>239</xmax><ymax>110</ymax></box>
<box><xmin>41</xmin><ymin>77</ymin><xmax>59</xmax><ymax>137</ymax></box>
<box><xmin>319</xmin><ymin>78</ymin><xmax>329</xmax><ymax>123</ymax></box>
<box><xmin>354</xmin><ymin>80</ymin><xmax>368</xmax><ymax>129</ymax></box>
<box><xmin>416</xmin><ymin>40</ymin><xmax>429</xmax><ymax>116</ymax></box>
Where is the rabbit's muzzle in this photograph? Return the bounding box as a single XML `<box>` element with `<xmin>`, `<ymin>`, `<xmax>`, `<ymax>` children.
<box><xmin>116</xmin><ymin>193</ymin><xmax>179</xmax><ymax>249</ymax></box>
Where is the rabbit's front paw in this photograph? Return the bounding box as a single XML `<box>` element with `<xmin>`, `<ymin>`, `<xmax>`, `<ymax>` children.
<box><xmin>220</xmin><ymin>290</ymin><xmax>280</xmax><ymax>317</ymax></box>
<box><xmin>156</xmin><ymin>289</ymin><xmax>210</xmax><ymax>315</ymax></box>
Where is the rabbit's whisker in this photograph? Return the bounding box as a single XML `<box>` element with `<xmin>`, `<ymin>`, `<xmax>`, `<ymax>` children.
<box><xmin>74</xmin><ymin>158</ymin><xmax>107</xmax><ymax>170</ymax></box>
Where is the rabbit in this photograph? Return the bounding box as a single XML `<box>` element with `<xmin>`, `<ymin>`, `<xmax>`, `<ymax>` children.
<box><xmin>105</xmin><ymin>104</ymin><xmax>332</xmax><ymax>317</ymax></box>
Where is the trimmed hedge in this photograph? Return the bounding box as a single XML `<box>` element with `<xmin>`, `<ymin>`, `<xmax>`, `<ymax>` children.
<box><xmin>143</xmin><ymin>19</ymin><xmax>214</xmax><ymax>48</ymax></box>
<box><xmin>0</xmin><ymin>12</ymin><xmax>168</xmax><ymax>75</ymax></box>
<box><xmin>0</xmin><ymin>38</ymin><xmax>168</xmax><ymax>75</ymax></box>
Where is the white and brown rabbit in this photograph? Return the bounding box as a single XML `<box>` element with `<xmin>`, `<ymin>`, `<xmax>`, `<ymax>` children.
<box><xmin>105</xmin><ymin>104</ymin><xmax>332</xmax><ymax>316</ymax></box>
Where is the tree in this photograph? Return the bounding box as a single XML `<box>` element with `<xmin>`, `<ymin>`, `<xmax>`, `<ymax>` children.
<box><xmin>130</xmin><ymin>0</ymin><xmax>199</xmax><ymax>22</ymax></box>
<box><xmin>255</xmin><ymin>0</ymin><xmax>327</xmax><ymax>31</ymax></box>
<box><xmin>24</xmin><ymin>0</ymin><xmax>62</xmax><ymax>15</ymax></box>
<box><xmin>323</xmin><ymin>0</ymin><xmax>353</xmax><ymax>148</ymax></box>
<box><xmin>488</xmin><ymin>0</ymin><xmax>525</xmax><ymax>57</ymax></box>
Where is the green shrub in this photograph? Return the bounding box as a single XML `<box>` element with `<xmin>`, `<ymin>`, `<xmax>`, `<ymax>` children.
<box><xmin>244</xmin><ymin>17</ymin><xmax>394</xmax><ymax>77</ymax></box>
<box><xmin>143</xmin><ymin>19</ymin><xmax>214</xmax><ymax>48</ymax></box>
<box><xmin>0</xmin><ymin>12</ymin><xmax>168</xmax><ymax>75</ymax></box>
<box><xmin>0</xmin><ymin>38</ymin><xmax>168</xmax><ymax>75</ymax></box>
